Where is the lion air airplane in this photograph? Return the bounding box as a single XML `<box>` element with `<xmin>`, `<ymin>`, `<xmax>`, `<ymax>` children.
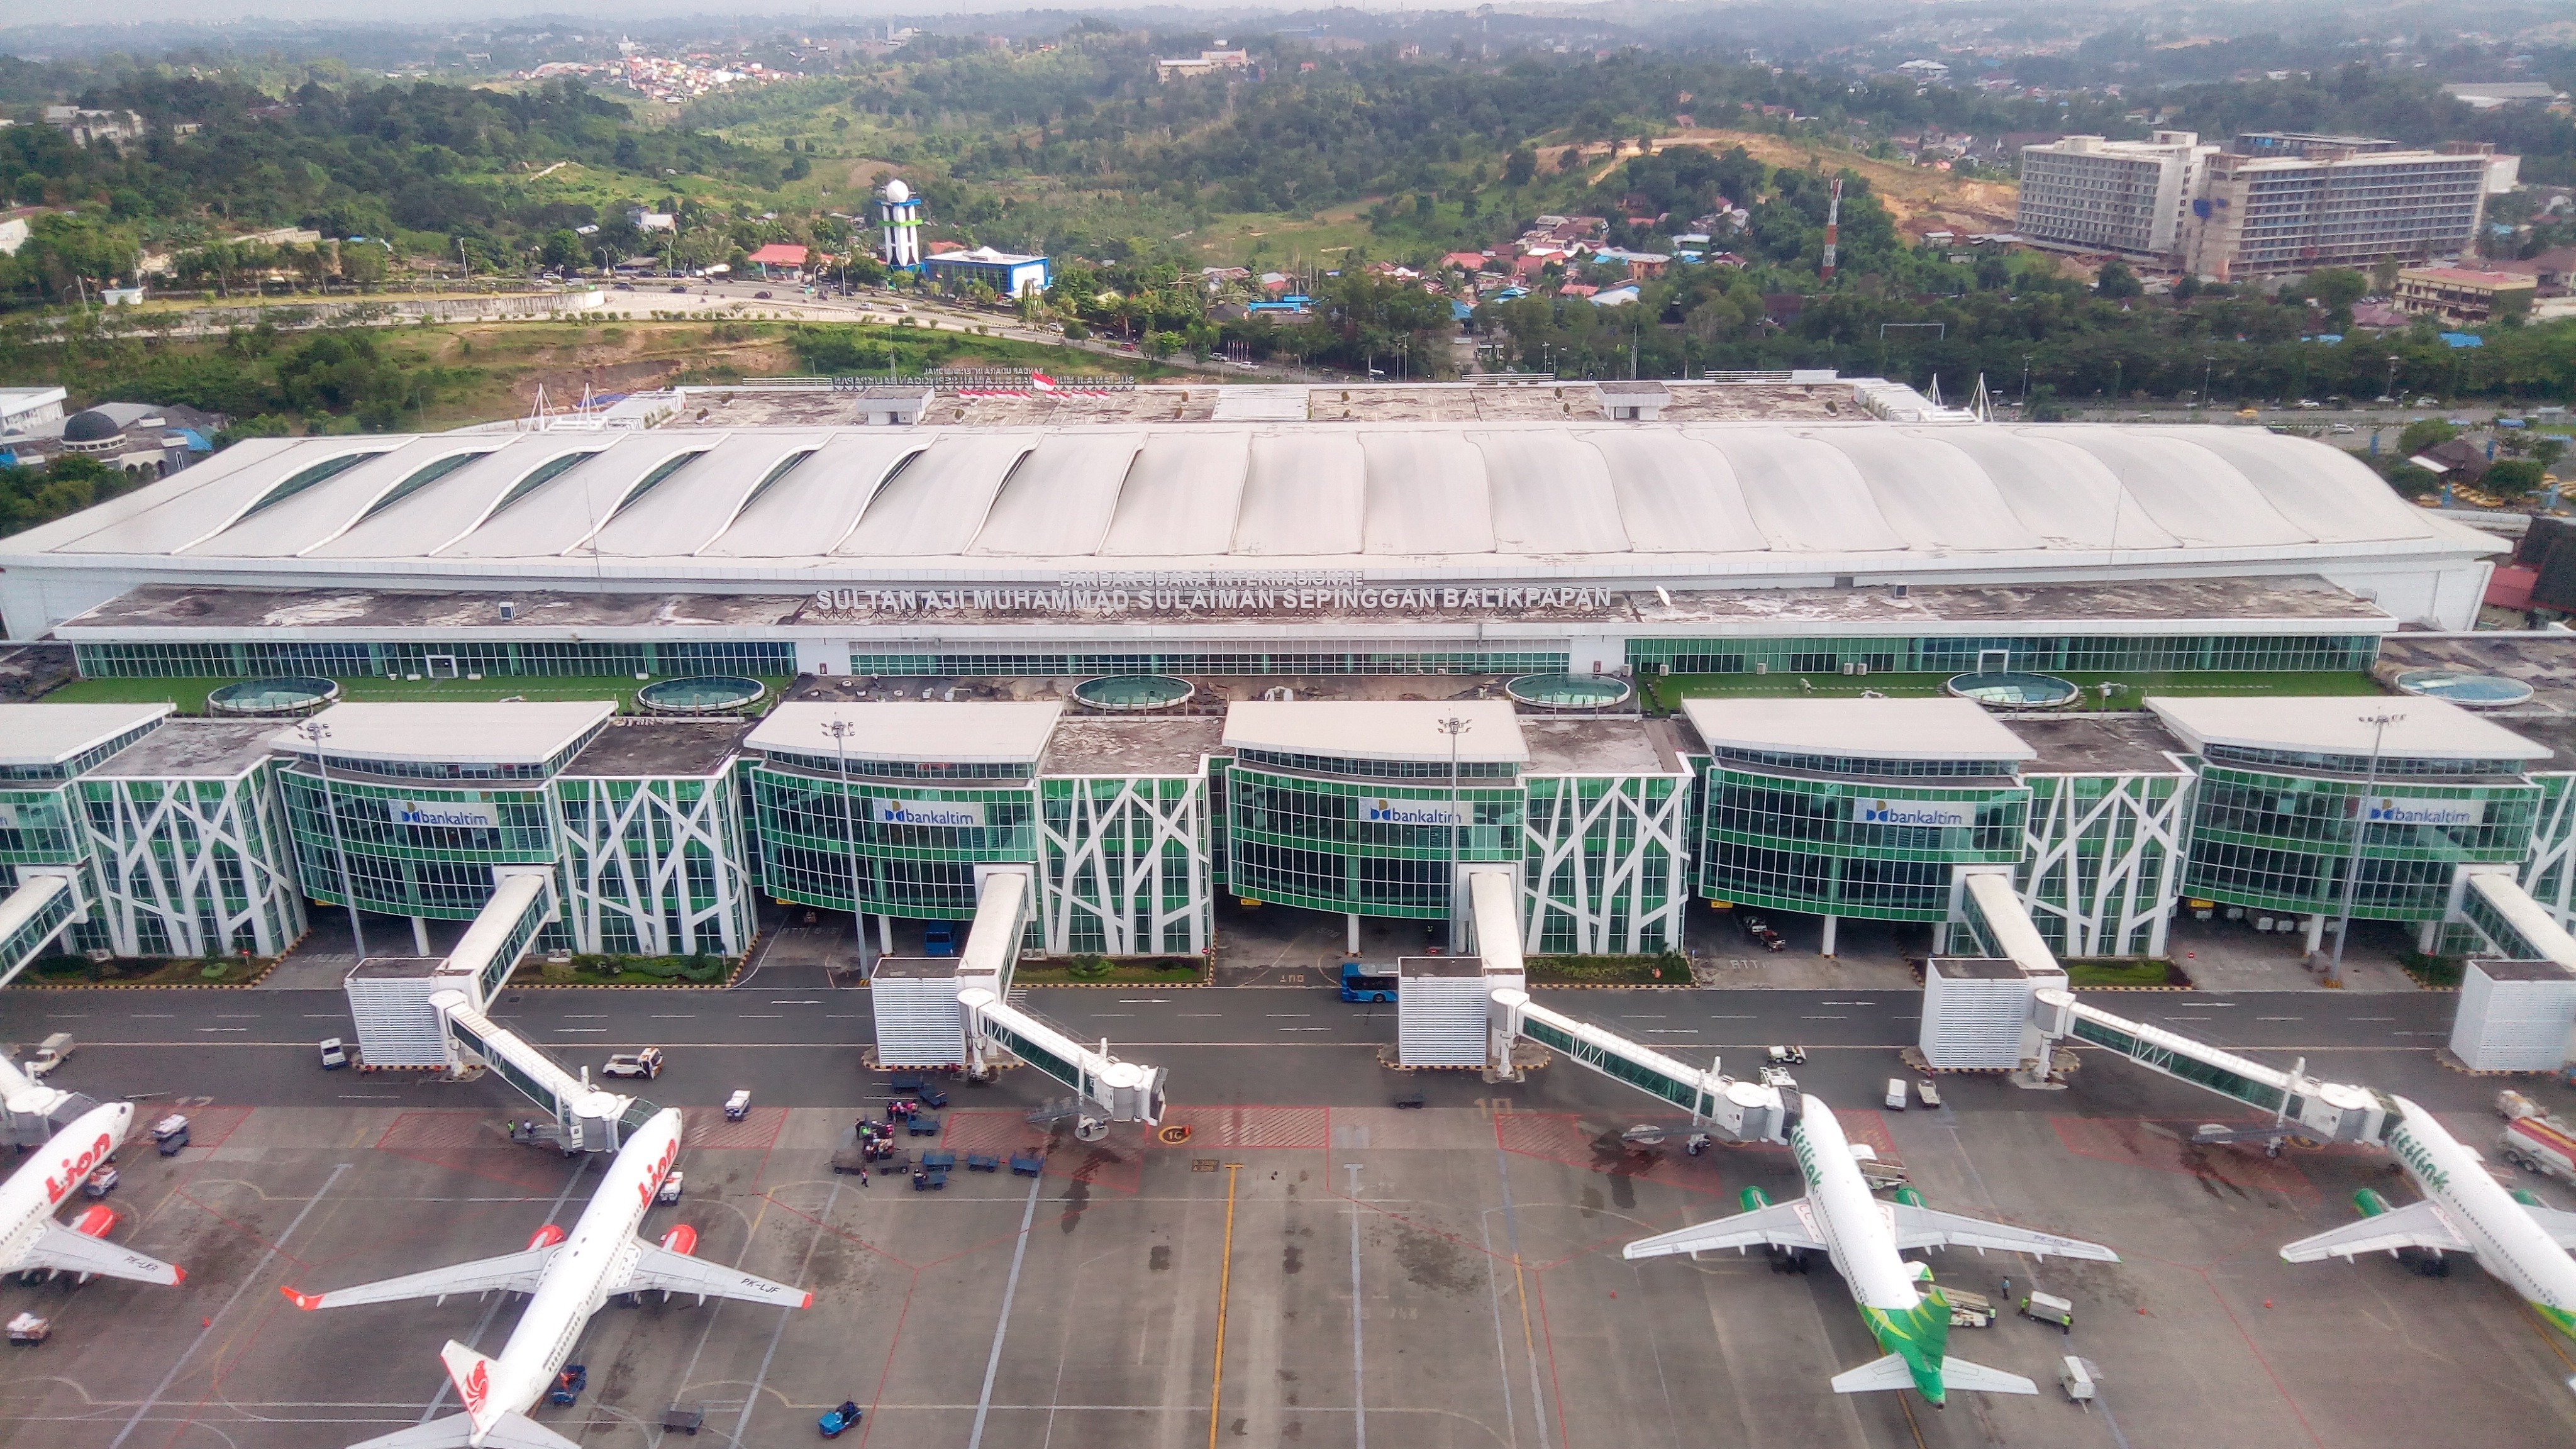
<box><xmin>0</xmin><ymin>1101</ymin><xmax>185</xmax><ymax>1288</ymax></box>
<box><xmin>283</xmin><ymin>1108</ymin><xmax>810</xmax><ymax>1449</ymax></box>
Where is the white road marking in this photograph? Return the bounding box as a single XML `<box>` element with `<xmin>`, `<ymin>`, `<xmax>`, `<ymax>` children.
<box><xmin>194</xmin><ymin>1027</ymin><xmax>248</xmax><ymax>1033</ymax></box>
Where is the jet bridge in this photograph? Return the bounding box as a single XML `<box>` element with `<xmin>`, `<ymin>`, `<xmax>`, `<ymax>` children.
<box><xmin>872</xmin><ymin>867</ymin><xmax>1167</xmax><ymax>1134</ymax></box>
<box><xmin>1928</xmin><ymin>865</ymin><xmax>2394</xmax><ymax>1148</ymax></box>
<box><xmin>0</xmin><ymin>1047</ymin><xmax>93</xmax><ymax>1149</ymax></box>
<box><xmin>341</xmin><ymin>866</ymin><xmax>650</xmax><ymax>1152</ymax></box>
<box><xmin>0</xmin><ymin>867</ymin><xmax>87</xmax><ymax>989</ymax></box>
<box><xmin>1452</xmin><ymin>867</ymin><xmax>1791</xmax><ymax>1145</ymax></box>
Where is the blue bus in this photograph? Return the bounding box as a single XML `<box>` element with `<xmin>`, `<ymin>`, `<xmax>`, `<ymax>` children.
<box><xmin>1338</xmin><ymin>962</ymin><xmax>1398</xmax><ymax>1003</ymax></box>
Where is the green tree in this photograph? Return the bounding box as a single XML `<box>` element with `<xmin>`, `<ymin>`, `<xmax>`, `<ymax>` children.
<box><xmin>2093</xmin><ymin>260</ymin><xmax>2143</xmax><ymax>300</ymax></box>
<box><xmin>2397</xmin><ymin>418</ymin><xmax>2458</xmax><ymax>457</ymax></box>
<box><xmin>1503</xmin><ymin>146</ymin><xmax>1536</xmax><ymax>187</ymax></box>
<box><xmin>2487</xmin><ymin>458</ymin><xmax>2545</xmax><ymax>499</ymax></box>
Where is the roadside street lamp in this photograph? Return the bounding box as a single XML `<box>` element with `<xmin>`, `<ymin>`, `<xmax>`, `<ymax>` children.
<box><xmin>2328</xmin><ymin>711</ymin><xmax>2407</xmax><ymax>989</ymax></box>
<box><xmin>1437</xmin><ymin>716</ymin><xmax>1473</xmax><ymax>953</ymax></box>
<box><xmin>292</xmin><ymin>720</ymin><xmax>368</xmax><ymax>965</ymax></box>
<box><xmin>822</xmin><ymin>717</ymin><xmax>874</xmax><ymax>977</ymax></box>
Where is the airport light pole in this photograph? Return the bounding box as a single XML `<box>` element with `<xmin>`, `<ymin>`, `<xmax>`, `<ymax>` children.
<box><xmin>2328</xmin><ymin>710</ymin><xmax>2406</xmax><ymax>987</ymax></box>
<box><xmin>294</xmin><ymin>720</ymin><xmax>367</xmax><ymax>965</ymax></box>
<box><xmin>823</xmin><ymin>717</ymin><xmax>872</xmax><ymax>977</ymax></box>
<box><xmin>1436</xmin><ymin>716</ymin><xmax>1472</xmax><ymax>953</ymax></box>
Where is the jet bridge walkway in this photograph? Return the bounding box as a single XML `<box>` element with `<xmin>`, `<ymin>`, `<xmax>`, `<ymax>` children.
<box><xmin>0</xmin><ymin>868</ymin><xmax>86</xmax><ymax>989</ymax></box>
<box><xmin>1463</xmin><ymin>869</ymin><xmax>1792</xmax><ymax>1145</ymax></box>
<box><xmin>373</xmin><ymin>868</ymin><xmax>654</xmax><ymax>1153</ymax></box>
<box><xmin>870</xmin><ymin>867</ymin><xmax>1167</xmax><ymax>1134</ymax></box>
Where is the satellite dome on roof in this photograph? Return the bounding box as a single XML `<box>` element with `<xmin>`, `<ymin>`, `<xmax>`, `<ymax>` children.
<box><xmin>883</xmin><ymin>179</ymin><xmax>910</xmax><ymax>203</ymax></box>
<box><xmin>61</xmin><ymin>409</ymin><xmax>120</xmax><ymax>444</ymax></box>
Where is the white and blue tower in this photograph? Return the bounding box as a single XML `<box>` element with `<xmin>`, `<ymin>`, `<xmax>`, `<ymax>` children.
<box><xmin>877</xmin><ymin>178</ymin><xmax>923</xmax><ymax>270</ymax></box>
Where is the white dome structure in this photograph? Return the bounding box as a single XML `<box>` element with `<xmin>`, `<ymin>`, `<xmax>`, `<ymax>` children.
<box><xmin>882</xmin><ymin>178</ymin><xmax>910</xmax><ymax>204</ymax></box>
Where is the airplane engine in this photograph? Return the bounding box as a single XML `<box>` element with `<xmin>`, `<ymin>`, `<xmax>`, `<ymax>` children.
<box><xmin>70</xmin><ymin>1204</ymin><xmax>119</xmax><ymax>1238</ymax></box>
<box><xmin>658</xmin><ymin>1225</ymin><xmax>699</xmax><ymax>1255</ymax></box>
<box><xmin>526</xmin><ymin>1223</ymin><xmax>568</xmax><ymax>1250</ymax></box>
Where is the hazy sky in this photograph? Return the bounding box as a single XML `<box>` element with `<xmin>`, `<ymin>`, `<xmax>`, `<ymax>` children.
<box><xmin>15</xmin><ymin>0</ymin><xmax>1430</xmax><ymax>26</ymax></box>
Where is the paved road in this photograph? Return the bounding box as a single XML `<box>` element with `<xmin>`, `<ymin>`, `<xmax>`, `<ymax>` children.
<box><xmin>0</xmin><ymin>981</ymin><xmax>2490</xmax><ymax>1117</ymax></box>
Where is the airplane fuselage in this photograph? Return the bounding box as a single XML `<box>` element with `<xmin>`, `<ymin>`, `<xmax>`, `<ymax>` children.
<box><xmin>0</xmin><ymin>1101</ymin><xmax>132</xmax><ymax>1272</ymax></box>
<box><xmin>2385</xmin><ymin>1096</ymin><xmax>2576</xmax><ymax>1337</ymax></box>
<box><xmin>466</xmin><ymin>1111</ymin><xmax>684</xmax><ymax>1428</ymax></box>
<box><xmin>1788</xmin><ymin>1100</ymin><xmax>1955</xmax><ymax>1402</ymax></box>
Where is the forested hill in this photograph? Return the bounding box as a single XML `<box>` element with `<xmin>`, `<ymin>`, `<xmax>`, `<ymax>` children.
<box><xmin>4</xmin><ymin>77</ymin><xmax>773</xmax><ymax>237</ymax></box>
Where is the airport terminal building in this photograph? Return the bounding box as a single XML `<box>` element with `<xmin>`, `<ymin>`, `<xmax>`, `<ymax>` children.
<box><xmin>0</xmin><ymin>377</ymin><xmax>2547</xmax><ymax>967</ymax></box>
<box><xmin>8</xmin><ymin>690</ymin><xmax>2576</xmax><ymax>973</ymax></box>
<box><xmin>0</xmin><ymin>379</ymin><xmax>2505</xmax><ymax>679</ymax></box>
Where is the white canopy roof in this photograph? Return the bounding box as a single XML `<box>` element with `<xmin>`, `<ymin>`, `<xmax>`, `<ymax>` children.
<box><xmin>2146</xmin><ymin>696</ymin><xmax>2549</xmax><ymax>763</ymax></box>
<box><xmin>272</xmin><ymin>701</ymin><xmax>614</xmax><ymax>767</ymax></box>
<box><xmin>1684</xmin><ymin>697</ymin><xmax>2038</xmax><ymax>763</ymax></box>
<box><xmin>5</xmin><ymin>421</ymin><xmax>2493</xmax><ymax>581</ymax></box>
<box><xmin>1224</xmin><ymin>700</ymin><xmax>1529</xmax><ymax>764</ymax></box>
<box><xmin>0</xmin><ymin>702</ymin><xmax>170</xmax><ymax>767</ymax></box>
<box><xmin>747</xmin><ymin>701</ymin><xmax>1065</xmax><ymax>764</ymax></box>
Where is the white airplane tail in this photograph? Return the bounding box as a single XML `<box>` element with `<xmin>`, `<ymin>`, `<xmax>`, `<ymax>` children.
<box><xmin>439</xmin><ymin>1340</ymin><xmax>510</xmax><ymax>1441</ymax></box>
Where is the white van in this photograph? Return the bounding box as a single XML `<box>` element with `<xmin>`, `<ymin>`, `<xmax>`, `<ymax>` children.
<box><xmin>1885</xmin><ymin>1079</ymin><xmax>1909</xmax><ymax>1111</ymax></box>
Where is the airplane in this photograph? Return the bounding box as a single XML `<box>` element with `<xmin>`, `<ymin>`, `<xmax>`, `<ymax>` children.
<box><xmin>282</xmin><ymin>1108</ymin><xmax>811</xmax><ymax>1449</ymax></box>
<box><xmin>0</xmin><ymin>1101</ymin><xmax>186</xmax><ymax>1289</ymax></box>
<box><xmin>2280</xmin><ymin>1094</ymin><xmax>2576</xmax><ymax>1339</ymax></box>
<box><xmin>1624</xmin><ymin>1093</ymin><xmax>2119</xmax><ymax>1406</ymax></box>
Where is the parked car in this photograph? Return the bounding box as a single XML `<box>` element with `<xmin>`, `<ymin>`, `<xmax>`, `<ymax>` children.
<box><xmin>753</xmin><ymin>291</ymin><xmax>774</xmax><ymax>300</ymax></box>
<box><xmin>669</xmin><ymin>284</ymin><xmax>688</xmax><ymax>293</ymax></box>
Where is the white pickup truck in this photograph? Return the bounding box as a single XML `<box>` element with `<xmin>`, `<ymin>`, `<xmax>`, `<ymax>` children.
<box><xmin>22</xmin><ymin>1033</ymin><xmax>72</xmax><ymax>1079</ymax></box>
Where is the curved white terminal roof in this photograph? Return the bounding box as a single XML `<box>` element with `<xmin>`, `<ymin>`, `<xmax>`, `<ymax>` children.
<box><xmin>0</xmin><ymin>421</ymin><xmax>2496</xmax><ymax>584</ymax></box>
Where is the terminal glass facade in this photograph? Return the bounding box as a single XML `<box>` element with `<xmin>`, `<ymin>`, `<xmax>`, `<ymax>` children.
<box><xmin>748</xmin><ymin>762</ymin><xmax>1037</xmax><ymax>919</ymax></box>
<box><xmin>279</xmin><ymin>769</ymin><xmax>558</xmax><ymax>921</ymax></box>
<box><xmin>2180</xmin><ymin>758</ymin><xmax>2540</xmax><ymax>921</ymax></box>
<box><xmin>557</xmin><ymin>769</ymin><xmax>755</xmax><ymax>958</ymax></box>
<box><xmin>1700</xmin><ymin>761</ymin><xmax>2028</xmax><ymax>923</ymax></box>
<box><xmin>1628</xmin><ymin>633</ymin><xmax>2378</xmax><ymax>677</ymax></box>
<box><xmin>79</xmin><ymin>760</ymin><xmax>306</xmax><ymax>958</ymax></box>
<box><xmin>74</xmin><ymin>640</ymin><xmax>796</xmax><ymax>680</ymax></box>
<box><xmin>1225</xmin><ymin>762</ymin><xmax>1519</xmax><ymax>919</ymax></box>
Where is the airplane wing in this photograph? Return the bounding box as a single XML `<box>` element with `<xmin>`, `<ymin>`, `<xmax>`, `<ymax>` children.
<box><xmin>613</xmin><ymin>1241</ymin><xmax>813</xmax><ymax>1308</ymax></box>
<box><xmin>347</xmin><ymin>1411</ymin><xmax>577</xmax><ymax>1449</ymax></box>
<box><xmin>1828</xmin><ymin>1353</ymin><xmax>1915</xmax><ymax>1394</ymax></box>
<box><xmin>1888</xmin><ymin>1203</ymin><xmax>2120</xmax><ymax>1262</ymax></box>
<box><xmin>2279</xmin><ymin>1200</ymin><xmax>2472</xmax><ymax>1262</ymax></box>
<box><xmin>1623</xmin><ymin>1199</ymin><xmax>1826</xmax><ymax>1260</ymax></box>
<box><xmin>281</xmin><ymin>1245</ymin><xmax>555</xmax><ymax>1310</ymax></box>
<box><xmin>2522</xmin><ymin>1202</ymin><xmax>2576</xmax><ymax>1251</ymax></box>
<box><xmin>1939</xmin><ymin>1357</ymin><xmax>2039</xmax><ymax>1396</ymax></box>
<box><xmin>17</xmin><ymin>1221</ymin><xmax>185</xmax><ymax>1286</ymax></box>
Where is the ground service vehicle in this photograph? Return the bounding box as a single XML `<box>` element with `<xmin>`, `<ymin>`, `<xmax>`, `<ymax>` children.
<box><xmin>24</xmin><ymin>1035</ymin><xmax>72</xmax><ymax>1079</ymax></box>
<box><xmin>551</xmin><ymin>1365</ymin><xmax>587</xmax><ymax>1405</ymax></box>
<box><xmin>1340</xmin><ymin>962</ymin><xmax>1399</xmax><ymax>1003</ymax></box>
<box><xmin>724</xmin><ymin>1091</ymin><xmax>752</xmax><ymax>1121</ymax></box>
<box><xmin>1885</xmin><ymin>1079</ymin><xmax>1910</xmax><ymax>1110</ymax></box>
<box><xmin>603</xmin><ymin>1048</ymin><xmax>664</xmax><ymax>1079</ymax></box>
<box><xmin>2021</xmin><ymin>1291</ymin><xmax>2075</xmax><ymax>1331</ymax></box>
<box><xmin>821</xmin><ymin>1401</ymin><xmax>862</xmax><ymax>1437</ymax></box>
<box><xmin>318</xmin><ymin>1038</ymin><xmax>348</xmax><ymax>1070</ymax></box>
<box><xmin>922</xmin><ymin>922</ymin><xmax>958</xmax><ymax>956</ymax></box>
<box><xmin>1767</xmin><ymin>1045</ymin><xmax>1806</xmax><ymax>1065</ymax></box>
<box><xmin>1916</xmin><ymin>1079</ymin><xmax>1942</xmax><ymax>1109</ymax></box>
<box><xmin>2500</xmin><ymin>1114</ymin><xmax>2576</xmax><ymax>1189</ymax></box>
<box><xmin>7</xmin><ymin>1313</ymin><xmax>48</xmax><ymax>1345</ymax></box>
<box><xmin>1945</xmin><ymin>1289</ymin><xmax>1995</xmax><ymax>1328</ymax></box>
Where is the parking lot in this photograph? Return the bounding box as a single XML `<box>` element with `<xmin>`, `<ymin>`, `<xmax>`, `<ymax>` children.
<box><xmin>6</xmin><ymin>1028</ymin><xmax>2576</xmax><ymax>1449</ymax></box>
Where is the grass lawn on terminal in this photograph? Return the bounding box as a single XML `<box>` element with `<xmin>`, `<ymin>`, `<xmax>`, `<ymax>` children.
<box><xmin>38</xmin><ymin>675</ymin><xmax>792</xmax><ymax>716</ymax></box>
<box><xmin>1641</xmin><ymin>669</ymin><xmax>2385</xmax><ymax>714</ymax></box>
